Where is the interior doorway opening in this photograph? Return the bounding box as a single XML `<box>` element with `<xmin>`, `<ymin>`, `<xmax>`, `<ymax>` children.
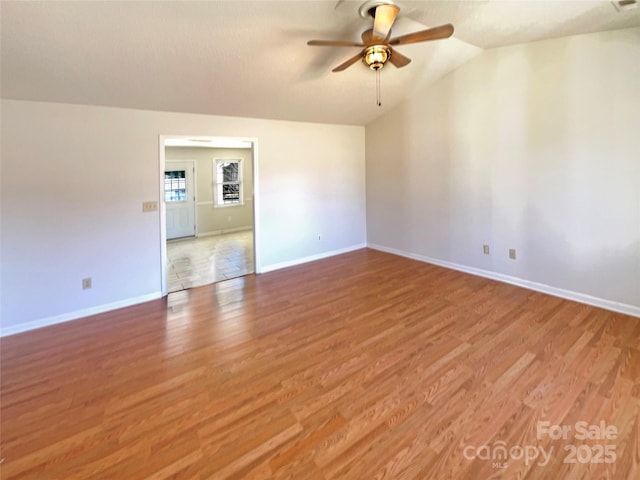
<box><xmin>159</xmin><ymin>136</ymin><xmax>259</xmax><ymax>296</ymax></box>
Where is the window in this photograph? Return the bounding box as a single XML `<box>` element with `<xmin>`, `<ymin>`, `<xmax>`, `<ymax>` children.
<box><xmin>214</xmin><ymin>159</ymin><xmax>243</xmax><ymax>207</ymax></box>
<box><xmin>164</xmin><ymin>170</ymin><xmax>186</xmax><ymax>202</ymax></box>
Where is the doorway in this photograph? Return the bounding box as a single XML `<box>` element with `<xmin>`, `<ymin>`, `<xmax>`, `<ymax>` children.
<box><xmin>159</xmin><ymin>136</ymin><xmax>259</xmax><ymax>296</ymax></box>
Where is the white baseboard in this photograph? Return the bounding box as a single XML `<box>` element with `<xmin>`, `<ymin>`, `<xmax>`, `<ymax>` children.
<box><xmin>368</xmin><ymin>243</ymin><xmax>640</xmax><ymax>318</ymax></box>
<box><xmin>197</xmin><ymin>226</ymin><xmax>253</xmax><ymax>237</ymax></box>
<box><xmin>260</xmin><ymin>243</ymin><xmax>367</xmax><ymax>274</ymax></box>
<box><xmin>0</xmin><ymin>292</ymin><xmax>163</xmax><ymax>337</ymax></box>
<box><xmin>6</xmin><ymin>243</ymin><xmax>634</xmax><ymax>337</ymax></box>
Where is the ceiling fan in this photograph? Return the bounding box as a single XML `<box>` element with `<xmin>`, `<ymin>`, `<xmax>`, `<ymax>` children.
<box><xmin>307</xmin><ymin>0</ymin><xmax>454</xmax><ymax>73</ymax></box>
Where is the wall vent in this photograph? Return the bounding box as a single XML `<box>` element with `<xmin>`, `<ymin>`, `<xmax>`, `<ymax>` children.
<box><xmin>612</xmin><ymin>0</ymin><xmax>638</xmax><ymax>11</ymax></box>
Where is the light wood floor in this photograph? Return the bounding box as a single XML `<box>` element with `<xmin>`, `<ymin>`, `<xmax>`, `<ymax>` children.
<box><xmin>167</xmin><ymin>231</ymin><xmax>254</xmax><ymax>293</ymax></box>
<box><xmin>1</xmin><ymin>249</ymin><xmax>639</xmax><ymax>479</ymax></box>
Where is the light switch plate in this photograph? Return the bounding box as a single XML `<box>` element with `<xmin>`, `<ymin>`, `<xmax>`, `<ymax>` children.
<box><xmin>142</xmin><ymin>201</ymin><xmax>158</xmax><ymax>212</ymax></box>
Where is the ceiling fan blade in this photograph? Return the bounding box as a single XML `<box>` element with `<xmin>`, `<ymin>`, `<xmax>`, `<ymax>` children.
<box><xmin>389</xmin><ymin>24</ymin><xmax>454</xmax><ymax>46</ymax></box>
<box><xmin>332</xmin><ymin>52</ymin><xmax>364</xmax><ymax>72</ymax></box>
<box><xmin>388</xmin><ymin>48</ymin><xmax>411</xmax><ymax>68</ymax></box>
<box><xmin>361</xmin><ymin>28</ymin><xmax>374</xmax><ymax>45</ymax></box>
<box><xmin>307</xmin><ymin>40</ymin><xmax>364</xmax><ymax>47</ymax></box>
<box><xmin>371</xmin><ymin>4</ymin><xmax>400</xmax><ymax>42</ymax></box>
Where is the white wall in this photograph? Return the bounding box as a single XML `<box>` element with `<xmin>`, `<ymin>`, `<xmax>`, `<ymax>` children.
<box><xmin>366</xmin><ymin>27</ymin><xmax>640</xmax><ymax>314</ymax></box>
<box><xmin>1</xmin><ymin>101</ymin><xmax>366</xmax><ymax>334</ymax></box>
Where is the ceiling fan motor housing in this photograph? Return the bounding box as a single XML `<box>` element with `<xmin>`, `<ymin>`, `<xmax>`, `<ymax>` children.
<box><xmin>358</xmin><ymin>0</ymin><xmax>398</xmax><ymax>19</ymax></box>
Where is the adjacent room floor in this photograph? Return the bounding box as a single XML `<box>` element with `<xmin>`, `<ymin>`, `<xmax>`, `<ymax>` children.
<box><xmin>167</xmin><ymin>230</ymin><xmax>254</xmax><ymax>293</ymax></box>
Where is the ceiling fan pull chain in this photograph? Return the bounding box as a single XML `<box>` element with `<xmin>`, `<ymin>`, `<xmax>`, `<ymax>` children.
<box><xmin>376</xmin><ymin>69</ymin><xmax>382</xmax><ymax>107</ymax></box>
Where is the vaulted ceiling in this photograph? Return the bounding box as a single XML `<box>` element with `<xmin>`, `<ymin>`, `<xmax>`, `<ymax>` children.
<box><xmin>2</xmin><ymin>0</ymin><xmax>638</xmax><ymax>125</ymax></box>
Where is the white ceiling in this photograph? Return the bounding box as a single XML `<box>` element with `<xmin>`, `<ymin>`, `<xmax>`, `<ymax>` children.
<box><xmin>2</xmin><ymin>0</ymin><xmax>638</xmax><ymax>126</ymax></box>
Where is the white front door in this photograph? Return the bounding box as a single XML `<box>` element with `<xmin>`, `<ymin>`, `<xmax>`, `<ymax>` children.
<box><xmin>165</xmin><ymin>161</ymin><xmax>195</xmax><ymax>239</ymax></box>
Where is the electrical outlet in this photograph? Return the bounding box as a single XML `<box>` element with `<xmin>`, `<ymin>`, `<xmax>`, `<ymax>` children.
<box><xmin>82</xmin><ymin>277</ymin><xmax>92</xmax><ymax>290</ymax></box>
<box><xmin>509</xmin><ymin>249</ymin><xmax>516</xmax><ymax>260</ymax></box>
<box><xmin>142</xmin><ymin>201</ymin><xmax>158</xmax><ymax>212</ymax></box>
<box><xmin>483</xmin><ymin>245</ymin><xmax>490</xmax><ymax>255</ymax></box>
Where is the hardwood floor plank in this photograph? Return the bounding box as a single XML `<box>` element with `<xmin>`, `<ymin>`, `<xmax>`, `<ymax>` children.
<box><xmin>1</xmin><ymin>248</ymin><xmax>638</xmax><ymax>479</ymax></box>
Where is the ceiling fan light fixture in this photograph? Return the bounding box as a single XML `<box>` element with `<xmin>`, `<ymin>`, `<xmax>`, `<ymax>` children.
<box><xmin>364</xmin><ymin>45</ymin><xmax>390</xmax><ymax>70</ymax></box>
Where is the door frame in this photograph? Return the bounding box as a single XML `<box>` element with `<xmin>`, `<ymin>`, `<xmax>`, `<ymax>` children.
<box><xmin>158</xmin><ymin>135</ymin><xmax>261</xmax><ymax>296</ymax></box>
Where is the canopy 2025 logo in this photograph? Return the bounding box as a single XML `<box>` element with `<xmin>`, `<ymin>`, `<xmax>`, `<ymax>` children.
<box><xmin>463</xmin><ymin>420</ymin><xmax>618</xmax><ymax>469</ymax></box>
